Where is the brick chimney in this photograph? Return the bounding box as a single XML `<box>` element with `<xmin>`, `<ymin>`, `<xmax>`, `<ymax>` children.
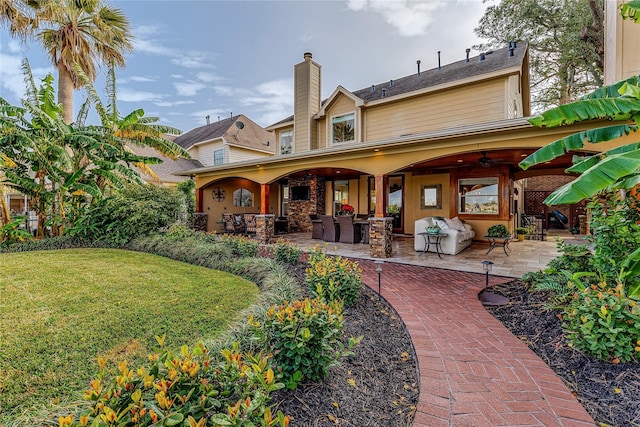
<box><xmin>294</xmin><ymin>52</ymin><xmax>321</xmax><ymax>152</ymax></box>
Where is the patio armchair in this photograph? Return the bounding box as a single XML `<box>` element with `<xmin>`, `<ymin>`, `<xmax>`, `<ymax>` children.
<box><xmin>309</xmin><ymin>214</ymin><xmax>323</xmax><ymax>239</ymax></box>
<box><xmin>222</xmin><ymin>213</ymin><xmax>246</xmax><ymax>234</ymax></box>
<box><xmin>320</xmin><ymin>215</ymin><xmax>340</xmax><ymax>242</ymax></box>
<box><xmin>337</xmin><ymin>215</ymin><xmax>362</xmax><ymax>244</ymax></box>
<box><xmin>244</xmin><ymin>213</ymin><xmax>257</xmax><ymax>234</ymax></box>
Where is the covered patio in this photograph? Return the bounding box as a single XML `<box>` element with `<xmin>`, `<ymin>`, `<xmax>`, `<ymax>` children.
<box><xmin>281</xmin><ymin>229</ymin><xmax>583</xmax><ymax>278</ymax></box>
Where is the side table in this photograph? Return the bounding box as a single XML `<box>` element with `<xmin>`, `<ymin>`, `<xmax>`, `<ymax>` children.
<box><xmin>417</xmin><ymin>232</ymin><xmax>447</xmax><ymax>258</ymax></box>
<box><xmin>485</xmin><ymin>236</ymin><xmax>511</xmax><ymax>256</ymax></box>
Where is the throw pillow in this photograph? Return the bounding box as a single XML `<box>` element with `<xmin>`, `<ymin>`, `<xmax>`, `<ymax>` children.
<box><xmin>434</xmin><ymin>219</ymin><xmax>448</xmax><ymax>229</ymax></box>
<box><xmin>450</xmin><ymin>217</ymin><xmax>466</xmax><ymax>232</ymax></box>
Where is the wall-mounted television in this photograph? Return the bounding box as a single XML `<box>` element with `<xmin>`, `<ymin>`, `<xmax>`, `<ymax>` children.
<box><xmin>291</xmin><ymin>186</ymin><xmax>310</xmax><ymax>201</ymax></box>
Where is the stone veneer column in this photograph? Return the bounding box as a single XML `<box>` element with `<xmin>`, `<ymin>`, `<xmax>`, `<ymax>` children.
<box><xmin>255</xmin><ymin>214</ymin><xmax>275</xmax><ymax>244</ymax></box>
<box><xmin>193</xmin><ymin>213</ymin><xmax>207</xmax><ymax>232</ymax></box>
<box><xmin>369</xmin><ymin>217</ymin><xmax>393</xmax><ymax>258</ymax></box>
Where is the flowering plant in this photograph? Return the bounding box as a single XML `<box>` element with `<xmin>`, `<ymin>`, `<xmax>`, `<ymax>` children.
<box><xmin>339</xmin><ymin>204</ymin><xmax>354</xmax><ymax>215</ymax></box>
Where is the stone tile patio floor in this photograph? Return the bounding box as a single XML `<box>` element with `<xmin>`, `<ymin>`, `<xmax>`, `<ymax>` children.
<box><xmin>283</xmin><ymin>231</ymin><xmax>596</xmax><ymax>426</ymax></box>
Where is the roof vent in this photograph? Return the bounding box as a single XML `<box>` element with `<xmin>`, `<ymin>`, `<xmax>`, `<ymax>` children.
<box><xmin>206</xmin><ymin>115</ymin><xmax>210</xmax><ymax>126</ymax></box>
<box><xmin>381</xmin><ymin>88</ymin><xmax>387</xmax><ymax>98</ymax></box>
<box><xmin>389</xmin><ymin>79</ymin><xmax>394</xmax><ymax>87</ymax></box>
<box><xmin>437</xmin><ymin>51</ymin><xmax>441</xmax><ymax>70</ymax></box>
<box><xmin>466</xmin><ymin>48</ymin><xmax>470</xmax><ymax>62</ymax></box>
<box><xmin>416</xmin><ymin>59</ymin><xmax>421</xmax><ymax>76</ymax></box>
<box><xmin>371</xmin><ymin>85</ymin><xmax>375</xmax><ymax>92</ymax></box>
<box><xmin>509</xmin><ymin>47</ymin><xmax>514</xmax><ymax>57</ymax></box>
<box><xmin>304</xmin><ymin>52</ymin><xmax>312</xmax><ymax>60</ymax></box>
<box><xmin>479</xmin><ymin>52</ymin><xmax>486</xmax><ymax>61</ymax></box>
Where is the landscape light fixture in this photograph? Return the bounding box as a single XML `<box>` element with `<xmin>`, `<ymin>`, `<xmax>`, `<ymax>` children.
<box><xmin>479</xmin><ymin>260</ymin><xmax>508</xmax><ymax>306</ymax></box>
<box><xmin>374</xmin><ymin>260</ymin><xmax>384</xmax><ymax>298</ymax></box>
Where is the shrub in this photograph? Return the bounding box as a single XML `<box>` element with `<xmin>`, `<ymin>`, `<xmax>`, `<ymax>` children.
<box><xmin>249</xmin><ymin>298</ymin><xmax>357</xmax><ymax>389</ymax></box>
<box><xmin>0</xmin><ymin>215</ymin><xmax>33</xmax><ymax>245</ymax></box>
<box><xmin>522</xmin><ymin>239</ymin><xmax>595</xmax><ymax>306</ymax></box>
<box><xmin>588</xmin><ymin>193</ymin><xmax>640</xmax><ymax>285</ymax></box>
<box><xmin>0</xmin><ymin>235</ymin><xmax>92</xmax><ymax>253</ymax></box>
<box><xmin>68</xmin><ymin>184</ymin><xmax>188</xmax><ymax>245</ymax></box>
<box><xmin>564</xmin><ymin>282</ymin><xmax>640</xmax><ymax>363</ymax></box>
<box><xmin>272</xmin><ymin>238</ymin><xmax>302</xmax><ymax>265</ymax></box>
<box><xmin>128</xmin><ymin>234</ymin><xmax>233</xmax><ymax>270</ymax></box>
<box><xmin>59</xmin><ymin>340</ymin><xmax>289</xmax><ymax>426</ymax></box>
<box><xmin>218</xmin><ymin>234</ymin><xmax>259</xmax><ymax>257</ymax></box>
<box><xmin>306</xmin><ymin>248</ymin><xmax>362</xmax><ymax>306</ymax></box>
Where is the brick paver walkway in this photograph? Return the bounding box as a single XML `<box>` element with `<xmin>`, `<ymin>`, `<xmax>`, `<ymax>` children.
<box><xmin>357</xmin><ymin>259</ymin><xmax>595</xmax><ymax>427</ymax></box>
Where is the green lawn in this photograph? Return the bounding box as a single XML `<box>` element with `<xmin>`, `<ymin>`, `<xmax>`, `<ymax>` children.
<box><xmin>0</xmin><ymin>248</ymin><xmax>259</xmax><ymax>422</ymax></box>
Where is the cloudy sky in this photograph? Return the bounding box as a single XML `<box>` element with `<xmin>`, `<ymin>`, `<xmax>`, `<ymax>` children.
<box><xmin>0</xmin><ymin>0</ymin><xmax>490</xmax><ymax>133</ymax></box>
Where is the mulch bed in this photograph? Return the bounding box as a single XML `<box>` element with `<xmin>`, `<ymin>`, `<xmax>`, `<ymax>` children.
<box><xmin>484</xmin><ymin>280</ymin><xmax>640</xmax><ymax>427</ymax></box>
<box><xmin>272</xmin><ymin>284</ymin><xmax>419</xmax><ymax>426</ymax></box>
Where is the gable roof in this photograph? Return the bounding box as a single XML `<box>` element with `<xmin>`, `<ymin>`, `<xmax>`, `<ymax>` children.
<box><xmin>174</xmin><ymin>114</ymin><xmax>275</xmax><ymax>154</ymax></box>
<box><xmin>268</xmin><ymin>43</ymin><xmax>528</xmax><ymax>128</ymax></box>
<box><xmin>128</xmin><ymin>145</ymin><xmax>203</xmax><ymax>184</ymax></box>
<box><xmin>352</xmin><ymin>43</ymin><xmax>527</xmax><ymax>103</ymax></box>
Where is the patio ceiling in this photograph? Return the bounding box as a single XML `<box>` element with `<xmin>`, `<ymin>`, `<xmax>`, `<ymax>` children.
<box><xmin>401</xmin><ymin>149</ymin><xmax>591</xmax><ymax>174</ymax></box>
<box><xmin>284</xmin><ymin>149</ymin><xmax>590</xmax><ymax>180</ymax></box>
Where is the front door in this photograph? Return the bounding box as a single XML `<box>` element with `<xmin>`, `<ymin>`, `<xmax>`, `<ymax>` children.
<box><xmin>387</xmin><ymin>175</ymin><xmax>404</xmax><ymax>233</ymax></box>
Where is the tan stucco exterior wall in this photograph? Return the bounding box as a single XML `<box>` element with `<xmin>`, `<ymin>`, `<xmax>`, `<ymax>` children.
<box><xmin>605</xmin><ymin>0</ymin><xmax>640</xmax><ymax>84</ymax></box>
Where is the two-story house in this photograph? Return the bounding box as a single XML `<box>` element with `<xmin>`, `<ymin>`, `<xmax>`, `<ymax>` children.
<box><xmin>174</xmin><ymin>114</ymin><xmax>275</xmax><ymax>168</ymax></box>
<box><xmin>182</xmin><ymin>18</ymin><xmax>639</xmax><ymax>256</ymax></box>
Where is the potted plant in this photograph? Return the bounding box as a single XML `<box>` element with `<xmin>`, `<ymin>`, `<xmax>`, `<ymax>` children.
<box><xmin>515</xmin><ymin>227</ymin><xmax>528</xmax><ymax>241</ymax></box>
<box><xmin>486</xmin><ymin>224</ymin><xmax>511</xmax><ymax>238</ymax></box>
<box><xmin>425</xmin><ymin>224</ymin><xmax>441</xmax><ymax>234</ymax></box>
<box><xmin>338</xmin><ymin>204</ymin><xmax>354</xmax><ymax>216</ymax></box>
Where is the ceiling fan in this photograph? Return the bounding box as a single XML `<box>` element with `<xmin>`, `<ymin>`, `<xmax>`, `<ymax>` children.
<box><xmin>478</xmin><ymin>151</ymin><xmax>493</xmax><ymax>168</ymax></box>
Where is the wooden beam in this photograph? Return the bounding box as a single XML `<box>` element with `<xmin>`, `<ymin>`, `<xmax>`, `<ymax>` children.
<box><xmin>260</xmin><ymin>184</ymin><xmax>270</xmax><ymax>214</ymax></box>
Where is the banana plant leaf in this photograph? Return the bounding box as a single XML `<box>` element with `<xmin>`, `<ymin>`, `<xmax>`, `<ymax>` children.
<box><xmin>621</xmin><ymin>246</ymin><xmax>640</xmax><ymax>299</ymax></box>
<box><xmin>528</xmin><ymin>98</ymin><xmax>640</xmax><ymax>128</ymax></box>
<box><xmin>519</xmin><ymin>125</ymin><xmax>638</xmax><ymax>169</ymax></box>
<box><xmin>544</xmin><ymin>150</ymin><xmax>640</xmax><ymax>205</ymax></box>
<box><xmin>620</xmin><ymin>0</ymin><xmax>640</xmax><ymax>23</ymax></box>
<box><xmin>583</xmin><ymin>76</ymin><xmax>640</xmax><ymax>100</ymax></box>
<box><xmin>566</xmin><ymin>142</ymin><xmax>640</xmax><ymax>174</ymax></box>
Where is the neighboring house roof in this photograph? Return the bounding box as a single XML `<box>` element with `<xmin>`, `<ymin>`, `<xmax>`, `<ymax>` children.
<box><xmin>268</xmin><ymin>43</ymin><xmax>528</xmax><ymax>128</ymax></box>
<box><xmin>174</xmin><ymin>114</ymin><xmax>275</xmax><ymax>154</ymax></box>
<box><xmin>128</xmin><ymin>145</ymin><xmax>203</xmax><ymax>184</ymax></box>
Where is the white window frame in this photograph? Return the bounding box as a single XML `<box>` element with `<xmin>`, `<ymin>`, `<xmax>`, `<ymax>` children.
<box><xmin>331</xmin><ymin>112</ymin><xmax>355</xmax><ymax>144</ymax></box>
<box><xmin>458</xmin><ymin>177</ymin><xmax>499</xmax><ymax>215</ymax></box>
<box><xmin>213</xmin><ymin>149</ymin><xmax>224</xmax><ymax>166</ymax></box>
<box><xmin>279</xmin><ymin>130</ymin><xmax>293</xmax><ymax>155</ymax></box>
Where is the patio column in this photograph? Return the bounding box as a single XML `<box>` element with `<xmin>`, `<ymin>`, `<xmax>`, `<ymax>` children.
<box><xmin>369</xmin><ymin>217</ymin><xmax>393</xmax><ymax>258</ymax></box>
<box><xmin>193</xmin><ymin>213</ymin><xmax>207</xmax><ymax>231</ymax></box>
<box><xmin>195</xmin><ymin>188</ymin><xmax>203</xmax><ymax>212</ymax></box>
<box><xmin>255</xmin><ymin>214</ymin><xmax>275</xmax><ymax>244</ymax></box>
<box><xmin>260</xmin><ymin>184</ymin><xmax>270</xmax><ymax>214</ymax></box>
<box><xmin>373</xmin><ymin>174</ymin><xmax>387</xmax><ymax>217</ymax></box>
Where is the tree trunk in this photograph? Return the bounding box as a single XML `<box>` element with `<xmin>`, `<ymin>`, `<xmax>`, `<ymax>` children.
<box><xmin>58</xmin><ymin>65</ymin><xmax>74</xmax><ymax>124</ymax></box>
<box><xmin>0</xmin><ymin>189</ymin><xmax>10</xmax><ymax>227</ymax></box>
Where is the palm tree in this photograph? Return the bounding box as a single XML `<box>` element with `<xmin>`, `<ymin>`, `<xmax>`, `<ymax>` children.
<box><xmin>0</xmin><ymin>0</ymin><xmax>134</xmax><ymax>124</ymax></box>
